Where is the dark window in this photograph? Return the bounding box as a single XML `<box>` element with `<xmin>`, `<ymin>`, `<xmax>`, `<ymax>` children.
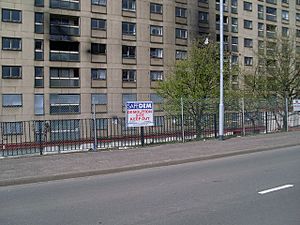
<box><xmin>35</xmin><ymin>12</ymin><xmax>44</xmax><ymax>33</ymax></box>
<box><xmin>2</xmin><ymin>37</ymin><xmax>22</xmax><ymax>50</ymax></box>
<box><xmin>91</xmin><ymin>43</ymin><xmax>106</xmax><ymax>54</ymax></box>
<box><xmin>35</xmin><ymin>67</ymin><xmax>44</xmax><ymax>87</ymax></box>
<box><xmin>2</xmin><ymin>9</ymin><xmax>22</xmax><ymax>23</ymax></box>
<box><xmin>2</xmin><ymin>66</ymin><xmax>22</xmax><ymax>79</ymax></box>
<box><xmin>91</xmin><ymin>0</ymin><xmax>107</xmax><ymax>6</ymax></box>
<box><xmin>150</xmin><ymin>3</ymin><xmax>162</xmax><ymax>14</ymax></box>
<box><xmin>91</xmin><ymin>68</ymin><xmax>106</xmax><ymax>80</ymax></box>
<box><xmin>35</xmin><ymin>0</ymin><xmax>44</xmax><ymax>7</ymax></box>
<box><xmin>122</xmin><ymin>45</ymin><xmax>136</xmax><ymax>58</ymax></box>
<box><xmin>91</xmin><ymin>18</ymin><xmax>106</xmax><ymax>30</ymax></box>
<box><xmin>122</xmin><ymin>22</ymin><xmax>136</xmax><ymax>35</ymax></box>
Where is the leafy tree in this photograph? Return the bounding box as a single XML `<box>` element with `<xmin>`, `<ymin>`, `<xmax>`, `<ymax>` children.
<box><xmin>244</xmin><ymin>36</ymin><xmax>300</xmax><ymax>130</ymax></box>
<box><xmin>157</xmin><ymin>39</ymin><xmax>231</xmax><ymax>138</ymax></box>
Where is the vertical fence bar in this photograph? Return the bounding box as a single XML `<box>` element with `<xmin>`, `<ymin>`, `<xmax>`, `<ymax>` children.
<box><xmin>265</xmin><ymin>111</ymin><xmax>268</xmax><ymax>134</ymax></box>
<box><xmin>241</xmin><ymin>98</ymin><xmax>246</xmax><ymax>136</ymax></box>
<box><xmin>285</xmin><ymin>96</ymin><xmax>289</xmax><ymax>132</ymax></box>
<box><xmin>181</xmin><ymin>97</ymin><xmax>185</xmax><ymax>143</ymax></box>
<box><xmin>93</xmin><ymin>102</ymin><xmax>97</xmax><ymax>151</ymax></box>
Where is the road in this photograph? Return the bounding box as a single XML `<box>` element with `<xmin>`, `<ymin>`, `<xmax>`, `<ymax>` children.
<box><xmin>0</xmin><ymin>146</ymin><xmax>299</xmax><ymax>225</ymax></box>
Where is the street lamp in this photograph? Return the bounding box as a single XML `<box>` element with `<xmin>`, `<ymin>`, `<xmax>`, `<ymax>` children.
<box><xmin>219</xmin><ymin>0</ymin><xmax>224</xmax><ymax>140</ymax></box>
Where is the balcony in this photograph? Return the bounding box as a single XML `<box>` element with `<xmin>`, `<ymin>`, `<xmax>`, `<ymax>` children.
<box><xmin>50</xmin><ymin>0</ymin><xmax>80</xmax><ymax>10</ymax></box>
<box><xmin>50</xmin><ymin>51</ymin><xmax>79</xmax><ymax>61</ymax></box>
<box><xmin>50</xmin><ymin>15</ymin><xmax>80</xmax><ymax>37</ymax></box>
<box><xmin>50</xmin><ymin>41</ymin><xmax>80</xmax><ymax>62</ymax></box>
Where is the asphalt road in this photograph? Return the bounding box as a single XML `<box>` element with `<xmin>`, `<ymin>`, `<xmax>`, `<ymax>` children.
<box><xmin>0</xmin><ymin>146</ymin><xmax>299</xmax><ymax>225</ymax></box>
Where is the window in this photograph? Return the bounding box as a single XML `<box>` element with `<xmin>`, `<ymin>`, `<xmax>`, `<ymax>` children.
<box><xmin>2</xmin><ymin>94</ymin><xmax>22</xmax><ymax>107</ymax></box>
<box><xmin>282</xmin><ymin>27</ymin><xmax>289</xmax><ymax>37</ymax></box>
<box><xmin>91</xmin><ymin>18</ymin><xmax>106</xmax><ymax>30</ymax></box>
<box><xmin>258</xmin><ymin>23</ymin><xmax>264</xmax><ymax>37</ymax></box>
<box><xmin>35</xmin><ymin>67</ymin><xmax>44</xmax><ymax>87</ymax></box>
<box><xmin>150</xmin><ymin>48</ymin><xmax>163</xmax><ymax>58</ymax></box>
<box><xmin>231</xmin><ymin>55</ymin><xmax>239</xmax><ymax>65</ymax></box>
<box><xmin>50</xmin><ymin>120</ymin><xmax>80</xmax><ymax>141</ymax></box>
<box><xmin>282</xmin><ymin>0</ymin><xmax>288</xmax><ymax>3</ymax></box>
<box><xmin>231</xmin><ymin>0</ymin><xmax>238</xmax><ymax>13</ymax></box>
<box><xmin>122</xmin><ymin>45</ymin><xmax>136</xmax><ymax>58</ymax></box>
<box><xmin>150</xmin><ymin>3</ymin><xmax>163</xmax><ymax>14</ymax></box>
<box><xmin>297</xmin><ymin>0</ymin><xmax>300</xmax><ymax>5</ymax></box>
<box><xmin>122</xmin><ymin>0</ymin><xmax>136</xmax><ymax>11</ymax></box>
<box><xmin>35</xmin><ymin>12</ymin><xmax>44</xmax><ymax>33</ymax></box>
<box><xmin>297</xmin><ymin>29</ymin><xmax>300</xmax><ymax>38</ymax></box>
<box><xmin>199</xmin><ymin>11</ymin><xmax>209</xmax><ymax>23</ymax></box>
<box><xmin>122</xmin><ymin>22</ymin><xmax>136</xmax><ymax>35</ymax></box>
<box><xmin>175</xmin><ymin>28</ymin><xmax>188</xmax><ymax>39</ymax></box>
<box><xmin>122</xmin><ymin>93</ymin><xmax>137</xmax><ymax>106</ymax></box>
<box><xmin>175</xmin><ymin>7</ymin><xmax>187</xmax><ymax>18</ymax></box>
<box><xmin>243</xmin><ymin>1</ymin><xmax>252</xmax><ymax>11</ymax></box>
<box><xmin>95</xmin><ymin>118</ymin><xmax>108</xmax><ymax>130</ymax></box>
<box><xmin>258</xmin><ymin>5</ymin><xmax>264</xmax><ymax>19</ymax></box>
<box><xmin>91</xmin><ymin>69</ymin><xmax>106</xmax><ymax>80</ymax></box>
<box><xmin>35</xmin><ymin>39</ymin><xmax>44</xmax><ymax>60</ymax></box>
<box><xmin>150</xmin><ymin>25</ymin><xmax>163</xmax><ymax>36</ymax></box>
<box><xmin>50</xmin><ymin>0</ymin><xmax>80</xmax><ymax>10</ymax></box>
<box><xmin>176</xmin><ymin>50</ymin><xmax>187</xmax><ymax>60</ymax></box>
<box><xmin>266</xmin><ymin>24</ymin><xmax>277</xmax><ymax>38</ymax></box>
<box><xmin>91</xmin><ymin>94</ymin><xmax>107</xmax><ymax>106</ymax></box>
<box><xmin>35</xmin><ymin>0</ymin><xmax>44</xmax><ymax>7</ymax></box>
<box><xmin>231</xmin><ymin>17</ymin><xmax>238</xmax><ymax>33</ymax></box>
<box><xmin>266</xmin><ymin>7</ymin><xmax>277</xmax><ymax>22</ymax></box>
<box><xmin>244</xmin><ymin>38</ymin><xmax>253</xmax><ymax>48</ymax></box>
<box><xmin>231</xmin><ymin>36</ymin><xmax>238</xmax><ymax>52</ymax></box>
<box><xmin>1</xmin><ymin>122</ymin><xmax>23</xmax><ymax>135</ymax></box>
<box><xmin>91</xmin><ymin>43</ymin><xmax>106</xmax><ymax>54</ymax></box>
<box><xmin>266</xmin><ymin>0</ymin><xmax>277</xmax><ymax>4</ymax></box>
<box><xmin>34</xmin><ymin>94</ymin><xmax>44</xmax><ymax>115</ymax></box>
<box><xmin>2</xmin><ymin>66</ymin><xmax>22</xmax><ymax>79</ymax></box>
<box><xmin>150</xmin><ymin>93</ymin><xmax>163</xmax><ymax>111</ymax></box>
<box><xmin>244</xmin><ymin>57</ymin><xmax>253</xmax><ymax>66</ymax></box>
<box><xmin>50</xmin><ymin>94</ymin><xmax>80</xmax><ymax>114</ymax></box>
<box><xmin>150</xmin><ymin>71</ymin><xmax>163</xmax><ymax>81</ymax></box>
<box><xmin>2</xmin><ymin>37</ymin><xmax>21</xmax><ymax>50</ymax></box>
<box><xmin>122</xmin><ymin>69</ymin><xmax>136</xmax><ymax>82</ymax></box>
<box><xmin>296</xmin><ymin>13</ymin><xmax>300</xmax><ymax>22</ymax></box>
<box><xmin>2</xmin><ymin>9</ymin><xmax>21</xmax><ymax>23</ymax></box>
<box><xmin>91</xmin><ymin>0</ymin><xmax>106</xmax><ymax>6</ymax></box>
<box><xmin>50</xmin><ymin>68</ymin><xmax>80</xmax><ymax>88</ymax></box>
<box><xmin>244</xmin><ymin>20</ymin><xmax>252</xmax><ymax>29</ymax></box>
<box><xmin>282</xmin><ymin>10</ymin><xmax>289</xmax><ymax>21</ymax></box>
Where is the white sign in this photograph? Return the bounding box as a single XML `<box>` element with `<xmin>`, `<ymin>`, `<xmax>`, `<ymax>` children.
<box><xmin>126</xmin><ymin>101</ymin><xmax>154</xmax><ymax>127</ymax></box>
<box><xmin>293</xmin><ymin>99</ymin><xmax>300</xmax><ymax>112</ymax></box>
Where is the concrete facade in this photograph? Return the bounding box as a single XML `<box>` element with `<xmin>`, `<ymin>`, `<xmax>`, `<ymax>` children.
<box><xmin>1</xmin><ymin>0</ymin><xmax>300</xmax><ymax>122</ymax></box>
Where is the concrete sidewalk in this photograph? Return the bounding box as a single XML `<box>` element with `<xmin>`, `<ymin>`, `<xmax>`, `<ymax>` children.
<box><xmin>1</xmin><ymin>131</ymin><xmax>300</xmax><ymax>187</ymax></box>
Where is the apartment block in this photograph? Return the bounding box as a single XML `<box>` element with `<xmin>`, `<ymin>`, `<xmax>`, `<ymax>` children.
<box><xmin>1</xmin><ymin>0</ymin><xmax>300</xmax><ymax>122</ymax></box>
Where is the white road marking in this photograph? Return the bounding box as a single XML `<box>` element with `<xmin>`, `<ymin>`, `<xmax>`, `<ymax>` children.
<box><xmin>258</xmin><ymin>184</ymin><xmax>294</xmax><ymax>195</ymax></box>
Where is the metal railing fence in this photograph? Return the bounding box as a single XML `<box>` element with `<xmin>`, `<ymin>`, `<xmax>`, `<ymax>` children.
<box><xmin>1</xmin><ymin>110</ymin><xmax>300</xmax><ymax>157</ymax></box>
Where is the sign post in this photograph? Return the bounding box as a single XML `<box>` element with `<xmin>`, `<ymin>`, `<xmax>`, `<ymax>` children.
<box><xmin>125</xmin><ymin>101</ymin><xmax>154</xmax><ymax>146</ymax></box>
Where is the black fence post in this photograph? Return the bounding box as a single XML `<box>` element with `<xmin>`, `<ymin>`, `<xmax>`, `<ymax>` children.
<box><xmin>141</xmin><ymin>127</ymin><xmax>145</xmax><ymax>146</ymax></box>
<box><xmin>38</xmin><ymin>121</ymin><xmax>43</xmax><ymax>155</ymax></box>
<box><xmin>214</xmin><ymin>113</ymin><xmax>218</xmax><ymax>138</ymax></box>
<box><xmin>265</xmin><ymin>111</ymin><xmax>268</xmax><ymax>134</ymax></box>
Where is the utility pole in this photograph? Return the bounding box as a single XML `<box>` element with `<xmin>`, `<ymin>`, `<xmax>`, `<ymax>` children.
<box><xmin>219</xmin><ymin>0</ymin><xmax>224</xmax><ymax>140</ymax></box>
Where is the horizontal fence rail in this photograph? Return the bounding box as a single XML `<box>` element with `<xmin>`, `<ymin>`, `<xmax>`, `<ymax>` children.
<box><xmin>1</xmin><ymin>110</ymin><xmax>300</xmax><ymax>157</ymax></box>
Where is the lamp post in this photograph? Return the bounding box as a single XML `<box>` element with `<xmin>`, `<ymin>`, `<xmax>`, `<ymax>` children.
<box><xmin>219</xmin><ymin>0</ymin><xmax>224</xmax><ymax>140</ymax></box>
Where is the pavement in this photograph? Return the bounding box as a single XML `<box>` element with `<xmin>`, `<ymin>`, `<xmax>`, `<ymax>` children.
<box><xmin>1</xmin><ymin>131</ymin><xmax>300</xmax><ymax>187</ymax></box>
